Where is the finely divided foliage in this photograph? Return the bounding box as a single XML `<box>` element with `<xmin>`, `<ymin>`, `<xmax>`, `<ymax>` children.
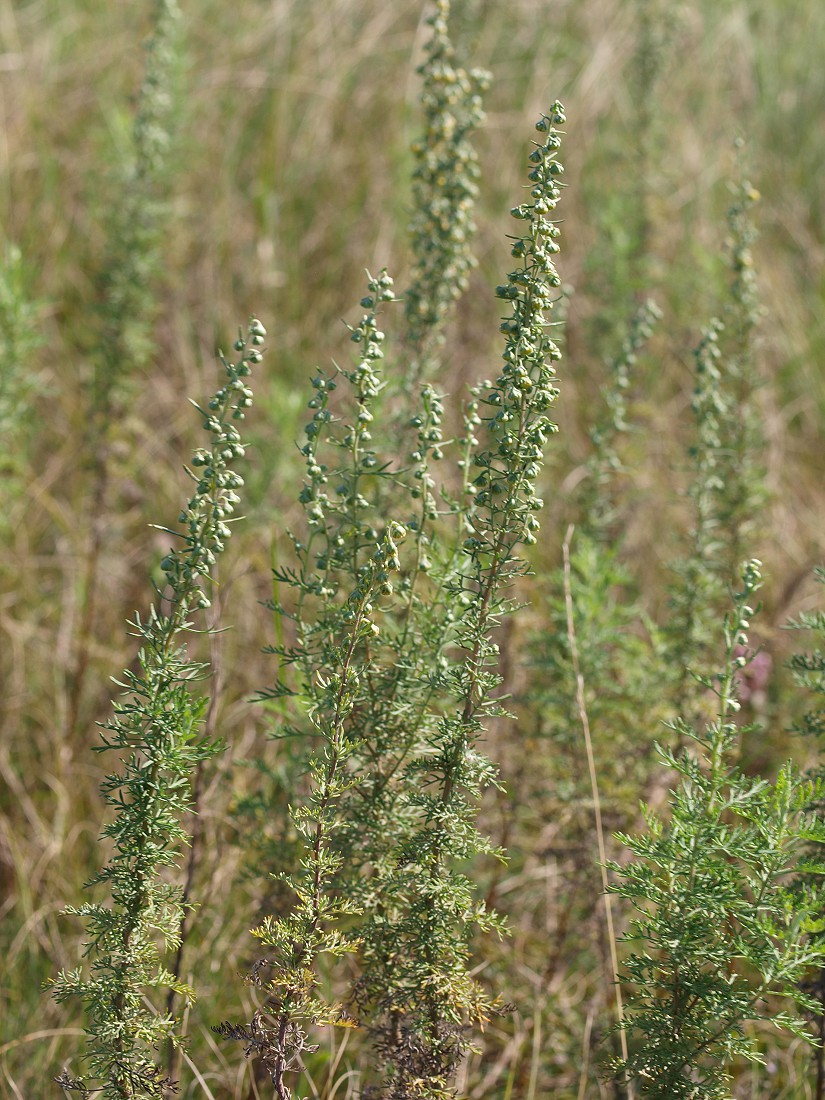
<box><xmin>614</xmin><ymin>561</ymin><xmax>825</xmax><ymax>1099</ymax></box>
<box><xmin>216</xmin><ymin>99</ymin><xmax>568</xmax><ymax>1100</ymax></box>
<box><xmin>52</xmin><ymin>322</ymin><xmax>265</xmax><ymax>1099</ymax></box>
<box><xmin>788</xmin><ymin>567</ymin><xmax>825</xmax><ymax>1092</ymax></box>
<box><xmin>404</xmin><ymin>0</ymin><xmax>490</xmax><ymax>381</ymax></box>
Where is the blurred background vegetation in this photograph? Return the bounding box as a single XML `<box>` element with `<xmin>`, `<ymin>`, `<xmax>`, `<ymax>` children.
<box><xmin>1</xmin><ymin>0</ymin><xmax>824</xmax><ymax>1096</ymax></box>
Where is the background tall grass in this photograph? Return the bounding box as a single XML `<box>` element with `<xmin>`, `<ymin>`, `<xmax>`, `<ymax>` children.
<box><xmin>2</xmin><ymin>0</ymin><xmax>824</xmax><ymax>1097</ymax></box>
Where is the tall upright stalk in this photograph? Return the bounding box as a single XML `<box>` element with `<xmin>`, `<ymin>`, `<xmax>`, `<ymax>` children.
<box><xmin>67</xmin><ymin>0</ymin><xmax>180</xmax><ymax>742</ymax></box>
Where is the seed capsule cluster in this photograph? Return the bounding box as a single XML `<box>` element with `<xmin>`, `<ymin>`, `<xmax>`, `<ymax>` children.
<box><xmin>405</xmin><ymin>0</ymin><xmax>490</xmax><ymax>352</ymax></box>
<box><xmin>471</xmin><ymin>104</ymin><xmax>566</xmax><ymax>553</ymax></box>
<box><xmin>159</xmin><ymin>318</ymin><xmax>264</xmax><ymax>607</ymax></box>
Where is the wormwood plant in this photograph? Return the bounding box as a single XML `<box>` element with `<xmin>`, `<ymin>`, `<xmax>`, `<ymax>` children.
<box><xmin>787</xmin><ymin>566</ymin><xmax>825</xmax><ymax>1094</ymax></box>
<box><xmin>666</xmin><ymin>177</ymin><xmax>764</xmax><ymax>732</ymax></box>
<box><xmin>68</xmin><ymin>0</ymin><xmax>181</xmax><ymax>741</ymax></box>
<box><xmin>52</xmin><ymin>319</ymin><xmax>265</xmax><ymax>1099</ymax></box>
<box><xmin>219</xmin><ymin>102</ymin><xmax>568</xmax><ymax>1100</ymax></box>
<box><xmin>403</xmin><ymin>0</ymin><xmax>489</xmax><ymax>384</ymax></box>
<box><xmin>0</xmin><ymin>242</ymin><xmax>42</xmax><ymax>537</ymax></box>
<box><xmin>215</xmin><ymin>277</ymin><xmax>409</xmax><ymax>1095</ymax></box>
<box><xmin>230</xmin><ymin>0</ymin><xmax>488</xmax><ymax>917</ymax></box>
<box><xmin>715</xmin><ymin>167</ymin><xmax>765</xmax><ymax>575</ymax></box>
<box><xmin>356</xmin><ymin>103</ymin><xmax>566</xmax><ymax>1092</ymax></box>
<box><xmin>530</xmin><ymin>299</ymin><xmax>663</xmax><ymax>836</ymax></box>
<box><xmin>666</xmin><ymin>319</ymin><xmax>732</xmax><ymax>730</ymax></box>
<box><xmin>521</xmin><ymin>301</ymin><xmax>663</xmax><ymax>1087</ymax></box>
<box><xmin>612</xmin><ymin>559</ymin><xmax>825</xmax><ymax>1099</ymax></box>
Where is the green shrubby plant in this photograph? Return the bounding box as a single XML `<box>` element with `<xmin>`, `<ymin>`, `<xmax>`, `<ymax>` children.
<box><xmin>216</xmin><ymin>273</ymin><xmax>410</xmax><ymax>1098</ymax></box>
<box><xmin>787</xmin><ymin>566</ymin><xmax>825</xmax><ymax>1093</ymax></box>
<box><xmin>358</xmin><ymin>101</ymin><xmax>566</xmax><ymax>1086</ymax></box>
<box><xmin>68</xmin><ymin>0</ymin><xmax>181</xmax><ymax>741</ymax></box>
<box><xmin>404</xmin><ymin>0</ymin><xmax>489</xmax><ymax>384</ymax></box>
<box><xmin>0</xmin><ymin>242</ymin><xmax>43</xmax><ymax>535</ymax></box>
<box><xmin>231</xmin><ymin>0</ymin><xmax>490</xmax><ymax>940</ymax></box>
<box><xmin>52</xmin><ymin>320</ymin><xmax>264</xmax><ymax>1099</ymax></box>
<box><xmin>517</xmin><ymin>301</ymin><xmax>663</xmax><ymax>1090</ymax></box>
<box><xmin>613</xmin><ymin>560</ymin><xmax>825</xmax><ymax>1098</ymax></box>
<box><xmin>716</xmin><ymin>168</ymin><xmax>765</xmax><ymax>575</ymax></box>
<box><xmin>666</xmin><ymin>174</ymin><xmax>764</xmax><ymax>733</ymax></box>
<box><xmin>218</xmin><ymin>101</ymin><xmax>568</xmax><ymax>1100</ymax></box>
<box><xmin>353</xmin><ymin>104</ymin><xmax>566</xmax><ymax>1100</ymax></box>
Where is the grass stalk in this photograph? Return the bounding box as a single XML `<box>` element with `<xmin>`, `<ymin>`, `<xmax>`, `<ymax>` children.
<box><xmin>562</xmin><ymin>524</ymin><xmax>632</xmax><ymax>1099</ymax></box>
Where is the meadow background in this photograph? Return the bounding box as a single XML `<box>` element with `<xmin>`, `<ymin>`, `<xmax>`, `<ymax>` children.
<box><xmin>2</xmin><ymin>0</ymin><xmax>825</xmax><ymax>1097</ymax></box>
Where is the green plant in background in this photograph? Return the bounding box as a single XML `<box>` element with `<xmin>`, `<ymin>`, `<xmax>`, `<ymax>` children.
<box><xmin>613</xmin><ymin>559</ymin><xmax>825</xmax><ymax>1099</ymax></box>
<box><xmin>67</xmin><ymin>0</ymin><xmax>181</xmax><ymax>741</ymax></box>
<box><xmin>519</xmin><ymin>300</ymin><xmax>663</xmax><ymax>1090</ymax></box>
<box><xmin>666</xmin><ymin>173</ymin><xmax>764</xmax><ymax>734</ymax></box>
<box><xmin>581</xmin><ymin>0</ymin><xmax>670</xmax><ymax>360</ymax></box>
<box><xmin>786</xmin><ymin>566</ymin><xmax>825</xmax><ymax>1096</ymax></box>
<box><xmin>51</xmin><ymin>320</ymin><xmax>264</xmax><ymax>1099</ymax></box>
<box><xmin>716</xmin><ymin>164</ymin><xmax>765</xmax><ymax>576</ymax></box>
<box><xmin>533</xmin><ymin>299</ymin><xmax>663</xmax><ymax>841</ymax></box>
<box><xmin>0</xmin><ymin>242</ymin><xmax>43</xmax><ymax>536</ymax></box>
<box><xmin>626</xmin><ymin>0</ymin><xmax>673</xmax><ymax>292</ymax></box>
<box><xmin>579</xmin><ymin>297</ymin><xmax>662</xmax><ymax>535</ymax></box>
<box><xmin>666</xmin><ymin>318</ymin><xmax>732</xmax><ymax>731</ymax></box>
<box><xmin>403</xmin><ymin>0</ymin><xmax>489</xmax><ymax>384</ymax></box>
